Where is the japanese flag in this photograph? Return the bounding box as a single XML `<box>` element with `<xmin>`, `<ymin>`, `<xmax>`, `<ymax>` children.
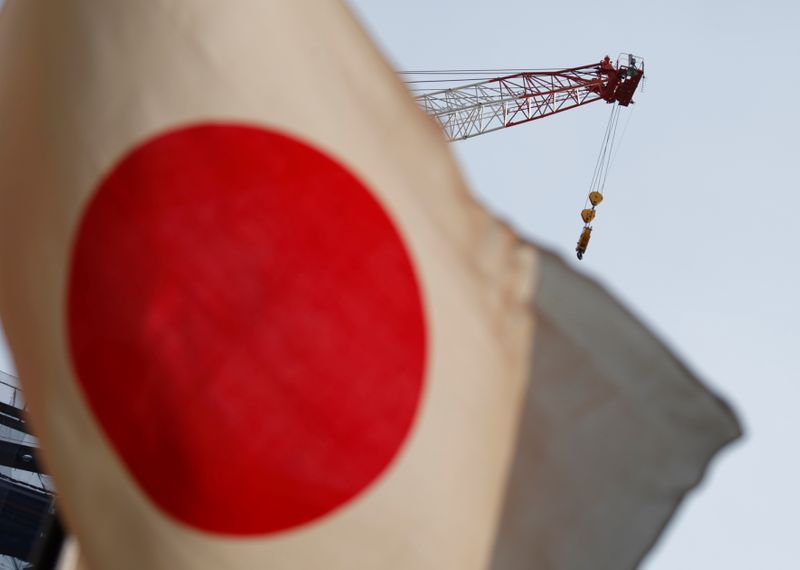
<box><xmin>0</xmin><ymin>1</ymin><xmax>739</xmax><ymax>569</ymax></box>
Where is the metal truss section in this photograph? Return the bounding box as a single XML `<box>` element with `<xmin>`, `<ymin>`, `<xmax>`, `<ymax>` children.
<box><xmin>413</xmin><ymin>64</ymin><xmax>605</xmax><ymax>141</ymax></box>
<box><xmin>408</xmin><ymin>56</ymin><xmax>646</xmax><ymax>142</ymax></box>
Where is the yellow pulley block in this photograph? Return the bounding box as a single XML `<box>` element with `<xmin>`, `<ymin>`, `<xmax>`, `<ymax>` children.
<box><xmin>589</xmin><ymin>191</ymin><xmax>604</xmax><ymax>207</ymax></box>
<box><xmin>575</xmin><ymin>226</ymin><xmax>592</xmax><ymax>260</ymax></box>
<box><xmin>581</xmin><ymin>208</ymin><xmax>596</xmax><ymax>224</ymax></box>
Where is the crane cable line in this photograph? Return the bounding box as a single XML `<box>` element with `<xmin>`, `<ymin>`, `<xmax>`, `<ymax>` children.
<box><xmin>399</xmin><ymin>67</ymin><xmax>595</xmax><ymax>91</ymax></box>
<box><xmin>576</xmin><ymin>102</ymin><xmax>634</xmax><ymax>260</ymax></box>
<box><xmin>586</xmin><ymin>104</ymin><xmax>622</xmax><ymax>207</ymax></box>
<box><xmin>398</xmin><ymin>67</ymin><xmax>567</xmax><ymax>74</ymax></box>
<box><xmin>608</xmin><ymin>104</ymin><xmax>636</xmax><ymax>179</ymax></box>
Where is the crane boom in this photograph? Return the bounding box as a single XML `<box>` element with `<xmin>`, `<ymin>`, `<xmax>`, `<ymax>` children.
<box><xmin>410</xmin><ymin>55</ymin><xmax>643</xmax><ymax>142</ymax></box>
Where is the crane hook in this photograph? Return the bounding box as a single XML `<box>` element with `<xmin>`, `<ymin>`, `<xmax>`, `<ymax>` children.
<box><xmin>576</xmin><ymin>226</ymin><xmax>592</xmax><ymax>260</ymax></box>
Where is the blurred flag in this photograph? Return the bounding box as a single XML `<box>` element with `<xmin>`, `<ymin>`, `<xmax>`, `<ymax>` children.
<box><xmin>0</xmin><ymin>1</ymin><xmax>739</xmax><ymax>569</ymax></box>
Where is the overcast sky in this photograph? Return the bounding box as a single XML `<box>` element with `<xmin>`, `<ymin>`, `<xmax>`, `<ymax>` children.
<box><xmin>1</xmin><ymin>0</ymin><xmax>798</xmax><ymax>567</ymax></box>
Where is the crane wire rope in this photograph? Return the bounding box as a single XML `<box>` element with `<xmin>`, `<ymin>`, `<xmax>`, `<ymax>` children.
<box><xmin>598</xmin><ymin>104</ymin><xmax>623</xmax><ymax>195</ymax></box>
<box><xmin>607</xmin><ymin>104</ymin><xmax>636</xmax><ymax>178</ymax></box>
<box><xmin>398</xmin><ymin>68</ymin><xmax>583</xmax><ymax>93</ymax></box>
<box><xmin>585</xmin><ymin>104</ymin><xmax>622</xmax><ymax>209</ymax></box>
<box><xmin>398</xmin><ymin>67</ymin><xmax>566</xmax><ymax>74</ymax></box>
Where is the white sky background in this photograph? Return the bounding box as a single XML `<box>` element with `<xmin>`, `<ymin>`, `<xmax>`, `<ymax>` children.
<box><xmin>0</xmin><ymin>0</ymin><xmax>797</xmax><ymax>568</ymax></box>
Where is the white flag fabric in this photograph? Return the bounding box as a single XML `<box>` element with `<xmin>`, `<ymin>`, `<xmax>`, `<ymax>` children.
<box><xmin>0</xmin><ymin>1</ymin><xmax>739</xmax><ymax>569</ymax></box>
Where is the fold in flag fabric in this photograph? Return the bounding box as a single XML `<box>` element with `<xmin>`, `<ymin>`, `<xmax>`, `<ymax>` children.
<box><xmin>0</xmin><ymin>1</ymin><xmax>739</xmax><ymax>569</ymax></box>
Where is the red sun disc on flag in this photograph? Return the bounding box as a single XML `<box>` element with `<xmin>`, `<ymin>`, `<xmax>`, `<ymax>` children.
<box><xmin>67</xmin><ymin>123</ymin><xmax>427</xmax><ymax>535</ymax></box>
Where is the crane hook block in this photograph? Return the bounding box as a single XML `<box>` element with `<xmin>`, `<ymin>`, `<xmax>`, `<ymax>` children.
<box><xmin>581</xmin><ymin>208</ymin><xmax>596</xmax><ymax>224</ymax></box>
<box><xmin>589</xmin><ymin>191</ymin><xmax>604</xmax><ymax>207</ymax></box>
<box><xmin>576</xmin><ymin>226</ymin><xmax>593</xmax><ymax>260</ymax></box>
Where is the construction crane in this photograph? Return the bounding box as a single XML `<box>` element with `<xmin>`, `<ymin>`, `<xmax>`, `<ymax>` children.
<box><xmin>405</xmin><ymin>54</ymin><xmax>644</xmax><ymax>259</ymax></box>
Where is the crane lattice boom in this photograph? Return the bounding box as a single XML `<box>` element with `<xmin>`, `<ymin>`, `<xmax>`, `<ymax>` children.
<box><xmin>409</xmin><ymin>55</ymin><xmax>643</xmax><ymax>141</ymax></box>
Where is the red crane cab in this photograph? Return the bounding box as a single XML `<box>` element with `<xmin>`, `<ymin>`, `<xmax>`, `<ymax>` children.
<box><xmin>595</xmin><ymin>54</ymin><xmax>644</xmax><ymax>106</ymax></box>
